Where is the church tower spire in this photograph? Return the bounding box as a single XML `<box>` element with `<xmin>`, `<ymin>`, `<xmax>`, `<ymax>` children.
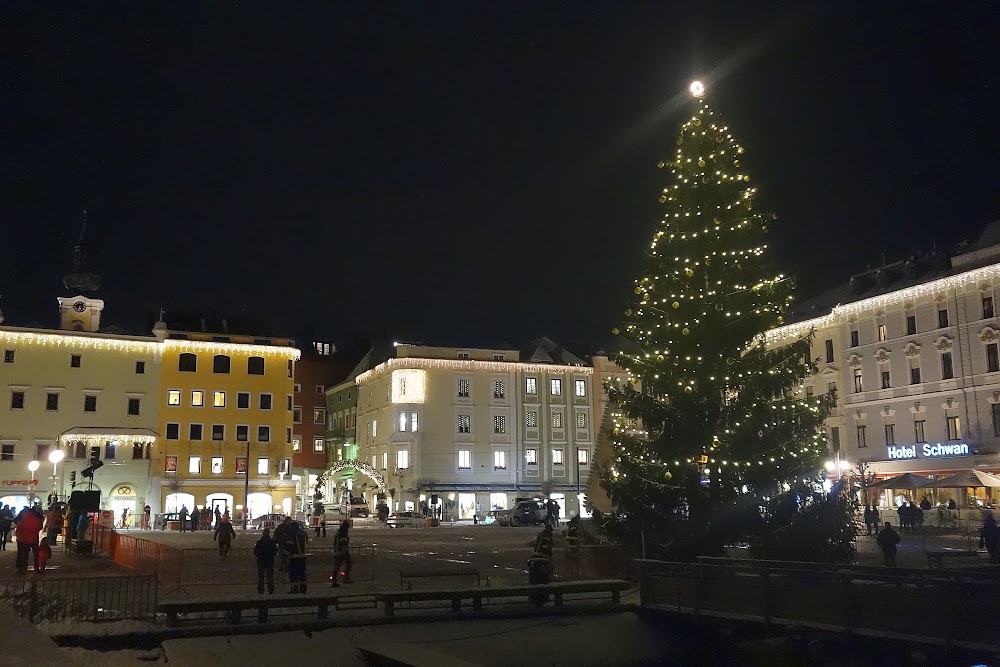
<box><xmin>58</xmin><ymin>211</ymin><xmax>105</xmax><ymax>331</ymax></box>
<box><xmin>63</xmin><ymin>211</ymin><xmax>102</xmax><ymax>293</ymax></box>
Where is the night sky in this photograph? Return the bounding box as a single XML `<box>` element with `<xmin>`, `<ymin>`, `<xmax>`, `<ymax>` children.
<box><xmin>2</xmin><ymin>3</ymin><xmax>998</xmax><ymax>355</ymax></box>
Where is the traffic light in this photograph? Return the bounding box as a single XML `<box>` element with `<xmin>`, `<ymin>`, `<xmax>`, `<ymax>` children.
<box><xmin>81</xmin><ymin>460</ymin><xmax>103</xmax><ymax>479</ymax></box>
<box><xmin>70</xmin><ymin>471</ymin><xmax>77</xmax><ymax>488</ymax></box>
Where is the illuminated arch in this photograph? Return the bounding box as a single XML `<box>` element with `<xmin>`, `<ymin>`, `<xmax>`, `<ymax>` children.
<box><xmin>318</xmin><ymin>459</ymin><xmax>387</xmax><ymax>495</ymax></box>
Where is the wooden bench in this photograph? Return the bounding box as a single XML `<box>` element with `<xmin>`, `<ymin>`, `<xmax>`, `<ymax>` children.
<box><xmin>399</xmin><ymin>567</ymin><xmax>481</xmax><ymax>591</ymax></box>
<box><xmin>925</xmin><ymin>549</ymin><xmax>984</xmax><ymax>568</ymax></box>
<box><xmin>377</xmin><ymin>578</ymin><xmax>630</xmax><ymax>617</ymax></box>
<box><xmin>160</xmin><ymin>593</ymin><xmax>340</xmax><ymax>625</ymax></box>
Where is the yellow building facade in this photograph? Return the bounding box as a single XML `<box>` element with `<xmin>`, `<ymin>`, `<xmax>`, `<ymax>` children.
<box><xmin>156</xmin><ymin>330</ymin><xmax>299</xmax><ymax>521</ymax></box>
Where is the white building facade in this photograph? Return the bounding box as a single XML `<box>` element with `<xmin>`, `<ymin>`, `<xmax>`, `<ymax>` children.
<box><xmin>767</xmin><ymin>234</ymin><xmax>1000</xmax><ymax>505</ymax></box>
<box><xmin>354</xmin><ymin>343</ymin><xmax>594</xmax><ymax>520</ymax></box>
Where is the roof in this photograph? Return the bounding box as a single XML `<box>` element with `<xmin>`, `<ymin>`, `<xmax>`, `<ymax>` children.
<box><xmin>519</xmin><ymin>337</ymin><xmax>588</xmax><ymax>366</ymax></box>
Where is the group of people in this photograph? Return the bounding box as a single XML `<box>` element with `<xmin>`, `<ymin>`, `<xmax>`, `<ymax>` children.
<box><xmin>0</xmin><ymin>502</ymin><xmax>67</xmax><ymax>573</ymax></box>
<box><xmin>178</xmin><ymin>504</ymin><xmax>230</xmax><ymax>533</ymax></box>
<box><xmin>250</xmin><ymin>517</ymin><xmax>353</xmax><ymax>594</ymax></box>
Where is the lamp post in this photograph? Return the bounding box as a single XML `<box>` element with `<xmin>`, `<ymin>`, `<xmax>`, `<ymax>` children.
<box><xmin>27</xmin><ymin>460</ymin><xmax>39</xmax><ymax>506</ymax></box>
<box><xmin>49</xmin><ymin>449</ymin><xmax>65</xmax><ymax>502</ymax></box>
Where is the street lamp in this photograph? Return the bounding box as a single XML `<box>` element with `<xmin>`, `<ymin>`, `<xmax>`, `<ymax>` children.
<box><xmin>27</xmin><ymin>460</ymin><xmax>39</xmax><ymax>505</ymax></box>
<box><xmin>825</xmin><ymin>454</ymin><xmax>850</xmax><ymax>481</ymax></box>
<box><xmin>49</xmin><ymin>449</ymin><xmax>65</xmax><ymax>502</ymax></box>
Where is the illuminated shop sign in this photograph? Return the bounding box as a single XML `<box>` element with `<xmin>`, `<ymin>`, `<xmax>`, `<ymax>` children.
<box><xmin>886</xmin><ymin>443</ymin><xmax>971</xmax><ymax>460</ymax></box>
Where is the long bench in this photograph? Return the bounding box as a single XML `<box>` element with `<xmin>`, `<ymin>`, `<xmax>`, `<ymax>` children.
<box><xmin>160</xmin><ymin>594</ymin><xmax>341</xmax><ymax>625</ymax></box>
<box><xmin>399</xmin><ymin>566</ymin><xmax>481</xmax><ymax>591</ymax></box>
<box><xmin>925</xmin><ymin>548</ymin><xmax>984</xmax><ymax>568</ymax></box>
<box><xmin>377</xmin><ymin>579</ymin><xmax>630</xmax><ymax>617</ymax></box>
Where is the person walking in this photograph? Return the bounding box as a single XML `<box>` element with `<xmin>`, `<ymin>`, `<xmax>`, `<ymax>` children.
<box><xmin>863</xmin><ymin>506</ymin><xmax>875</xmax><ymax>535</ymax></box>
<box><xmin>0</xmin><ymin>504</ymin><xmax>14</xmax><ymax>550</ymax></box>
<box><xmin>314</xmin><ymin>507</ymin><xmax>327</xmax><ymax>538</ymax></box>
<box><xmin>254</xmin><ymin>527</ymin><xmax>278</xmax><ymax>594</ymax></box>
<box><xmin>142</xmin><ymin>505</ymin><xmax>151</xmax><ymax>531</ymax></box>
<box><xmin>214</xmin><ymin>506</ymin><xmax>222</xmax><ymax>529</ymax></box>
<box><xmin>980</xmin><ymin>513</ymin><xmax>1000</xmax><ymax>564</ymax></box>
<box><xmin>877</xmin><ymin>522</ymin><xmax>901</xmax><ymax>567</ymax></box>
<box><xmin>286</xmin><ymin>521</ymin><xmax>309</xmax><ymax>594</ymax></box>
<box><xmin>191</xmin><ymin>506</ymin><xmax>200</xmax><ymax>532</ymax></box>
<box><xmin>897</xmin><ymin>502</ymin><xmax>910</xmax><ymax>534</ymax></box>
<box><xmin>273</xmin><ymin>516</ymin><xmax>294</xmax><ymax>576</ymax></box>
<box><xmin>331</xmin><ymin>520</ymin><xmax>353</xmax><ymax>587</ymax></box>
<box><xmin>14</xmin><ymin>505</ymin><xmax>44</xmax><ymax>573</ymax></box>
<box><xmin>179</xmin><ymin>505</ymin><xmax>189</xmax><ymax>533</ymax></box>
<box><xmin>214</xmin><ymin>516</ymin><xmax>236</xmax><ymax>558</ymax></box>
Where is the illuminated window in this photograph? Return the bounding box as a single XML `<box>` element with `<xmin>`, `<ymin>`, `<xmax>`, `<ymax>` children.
<box><xmin>213</xmin><ymin>355</ymin><xmax>231</xmax><ymax>374</ymax></box>
<box><xmin>458</xmin><ymin>414</ymin><xmax>471</xmax><ymax>433</ymax></box>
<box><xmin>526</xmin><ymin>411</ymin><xmax>537</xmax><ymax>428</ymax></box>
<box><xmin>410</xmin><ymin>412</ymin><xmax>418</xmax><ymax>432</ymax></box>
<box><xmin>493</xmin><ymin>450</ymin><xmax>507</xmax><ymax>470</ymax></box>
<box><xmin>292</xmin><ymin>436</ymin><xmax>302</xmax><ymax>452</ymax></box>
<box><xmin>493</xmin><ymin>381</ymin><xmax>505</xmax><ymax>399</ymax></box>
<box><xmin>578</xmin><ymin>449</ymin><xmax>589</xmax><ymax>465</ymax></box>
<box><xmin>213</xmin><ymin>391</ymin><xmax>226</xmax><ymax>408</ymax></box>
<box><xmin>313</xmin><ymin>408</ymin><xmax>325</xmax><ymax>425</ymax></box>
<box><xmin>399</xmin><ymin>413</ymin><xmax>407</xmax><ymax>432</ymax></box>
<box><xmin>212</xmin><ymin>424</ymin><xmax>225</xmax><ymax>441</ymax></box>
<box><xmin>189</xmin><ymin>424</ymin><xmax>203</xmax><ymax>441</ymax></box>
<box><xmin>212</xmin><ymin>456</ymin><xmax>223</xmax><ymax>474</ymax></box>
<box><xmin>526</xmin><ymin>448</ymin><xmax>537</xmax><ymax>465</ymax></box>
<box><xmin>458</xmin><ymin>379</ymin><xmax>470</xmax><ymax>398</ymax></box>
<box><xmin>877</xmin><ymin>323</ymin><xmax>887</xmax><ymax>342</ymax></box>
<box><xmin>260</xmin><ymin>393</ymin><xmax>273</xmax><ymax>410</ymax></box>
<box><xmin>458</xmin><ymin>449</ymin><xmax>471</xmax><ymax>470</ymax></box>
<box><xmin>258</xmin><ymin>425</ymin><xmax>271</xmax><ymax>443</ymax></box>
<box><xmin>575</xmin><ymin>380</ymin><xmax>586</xmax><ymax>397</ymax></box>
<box><xmin>525</xmin><ymin>378</ymin><xmax>537</xmax><ymax>395</ymax></box>
<box><xmin>371</xmin><ymin>455</ymin><xmax>377</xmax><ymax>469</ymax></box>
<box><xmin>314</xmin><ymin>438</ymin><xmax>324</xmax><ymax>452</ymax></box>
<box><xmin>192</xmin><ymin>391</ymin><xmax>205</xmax><ymax>407</ymax></box>
<box><xmin>552</xmin><ymin>412</ymin><xmax>563</xmax><ymax>429</ymax></box>
<box><xmin>946</xmin><ymin>416</ymin><xmax>961</xmax><ymax>440</ymax></box>
<box><xmin>552</xmin><ymin>449</ymin><xmax>564</xmax><ymax>465</ymax></box>
<box><xmin>494</xmin><ymin>415</ymin><xmax>506</xmax><ymax>434</ymax></box>
<box><xmin>257</xmin><ymin>457</ymin><xmax>269</xmax><ymax>475</ymax></box>
<box><xmin>372</xmin><ymin>420</ymin><xmax>378</xmax><ymax>438</ymax></box>
<box><xmin>247</xmin><ymin>356</ymin><xmax>265</xmax><ymax>375</ymax></box>
<box><xmin>550</xmin><ymin>379</ymin><xmax>562</xmax><ymax>396</ymax></box>
<box><xmin>189</xmin><ymin>456</ymin><xmax>201</xmax><ymax>474</ymax></box>
<box><xmin>178</xmin><ymin>353</ymin><xmax>197</xmax><ymax>372</ymax></box>
<box><xmin>167</xmin><ymin>390</ymin><xmax>181</xmax><ymax>406</ymax></box>
<box><xmin>382</xmin><ymin>451</ymin><xmax>388</xmax><ymax>470</ymax></box>
<box><xmin>853</xmin><ymin>368</ymin><xmax>863</xmax><ymax>393</ymax></box>
<box><xmin>236</xmin><ymin>425</ymin><xmax>248</xmax><ymax>442</ymax></box>
<box><xmin>576</xmin><ymin>412</ymin><xmax>586</xmax><ymax>429</ymax></box>
<box><xmin>396</xmin><ymin>449</ymin><xmax>409</xmax><ymax>469</ymax></box>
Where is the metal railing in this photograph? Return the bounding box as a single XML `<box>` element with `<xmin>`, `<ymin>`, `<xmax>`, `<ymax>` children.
<box><xmin>552</xmin><ymin>544</ymin><xmax>636</xmax><ymax>582</ymax></box>
<box><xmin>637</xmin><ymin>559</ymin><xmax>996</xmax><ymax>650</ymax></box>
<box><xmin>0</xmin><ymin>574</ymin><xmax>158</xmax><ymax>624</ymax></box>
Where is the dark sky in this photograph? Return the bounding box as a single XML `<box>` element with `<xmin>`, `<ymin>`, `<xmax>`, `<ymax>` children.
<box><xmin>2</xmin><ymin>3</ymin><xmax>998</xmax><ymax>354</ymax></box>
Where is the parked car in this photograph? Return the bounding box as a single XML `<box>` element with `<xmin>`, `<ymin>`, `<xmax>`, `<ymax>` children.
<box><xmin>386</xmin><ymin>511</ymin><xmax>425</xmax><ymax>528</ymax></box>
<box><xmin>496</xmin><ymin>500</ymin><xmax>555</xmax><ymax>528</ymax></box>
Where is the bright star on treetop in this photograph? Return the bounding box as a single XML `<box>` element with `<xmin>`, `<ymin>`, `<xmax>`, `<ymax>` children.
<box><xmin>689</xmin><ymin>81</ymin><xmax>705</xmax><ymax>97</ymax></box>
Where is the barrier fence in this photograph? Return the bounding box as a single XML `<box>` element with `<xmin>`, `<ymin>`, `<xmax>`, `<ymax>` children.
<box><xmin>0</xmin><ymin>574</ymin><xmax>158</xmax><ymax>624</ymax></box>
<box><xmin>552</xmin><ymin>544</ymin><xmax>636</xmax><ymax>582</ymax></box>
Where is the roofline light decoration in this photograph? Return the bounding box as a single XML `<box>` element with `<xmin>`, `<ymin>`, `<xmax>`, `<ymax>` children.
<box><xmin>356</xmin><ymin>357</ymin><xmax>593</xmax><ymax>385</ymax></box>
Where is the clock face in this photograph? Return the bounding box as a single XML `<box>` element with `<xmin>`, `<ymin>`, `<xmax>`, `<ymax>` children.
<box><xmin>73</xmin><ymin>301</ymin><xmax>87</xmax><ymax>313</ymax></box>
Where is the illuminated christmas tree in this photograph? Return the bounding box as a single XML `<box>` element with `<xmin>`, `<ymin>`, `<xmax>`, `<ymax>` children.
<box><xmin>599</xmin><ymin>81</ymin><xmax>836</xmax><ymax>558</ymax></box>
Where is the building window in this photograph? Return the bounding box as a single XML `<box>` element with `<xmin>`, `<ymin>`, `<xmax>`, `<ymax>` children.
<box><xmin>458</xmin><ymin>379</ymin><xmax>470</xmax><ymax>398</ymax></box>
<box><xmin>856</xmin><ymin>424</ymin><xmax>867</xmax><ymax>448</ymax></box>
<box><xmin>399</xmin><ymin>412</ymin><xmax>407</xmax><ymax>432</ymax></box>
<box><xmin>909</xmin><ymin>363</ymin><xmax>921</xmax><ymax>385</ymax></box>
<box><xmin>853</xmin><ymin>368</ymin><xmax>863</xmax><ymax>393</ymax></box>
<box><xmin>494</xmin><ymin>415</ymin><xmax>506</xmax><ymax>434</ymax></box>
<box><xmin>293</xmin><ymin>407</ymin><xmax>302</xmax><ymax>424</ymax></box>
<box><xmin>287</xmin><ymin>395</ymin><xmax>292</xmax><ymax>411</ymax></box>
<box><xmin>526</xmin><ymin>411</ymin><xmax>537</xmax><ymax>428</ymax></box>
<box><xmin>35</xmin><ymin>444</ymin><xmax>49</xmax><ymax>460</ymax></box>
<box><xmin>576</xmin><ymin>412</ymin><xmax>587</xmax><ymax>429</ymax></box>
<box><xmin>0</xmin><ymin>444</ymin><xmax>15</xmax><ymax>462</ymax></box>
<box><xmin>315</xmin><ymin>385</ymin><xmax>324</xmax><ymax>394</ymax></box>
<box><xmin>885</xmin><ymin>423</ymin><xmax>895</xmax><ymax>446</ymax></box>
<box><xmin>311</xmin><ymin>438</ymin><xmax>324</xmax><ymax>452</ymax></box>
<box><xmin>178</xmin><ymin>353</ymin><xmax>197</xmax><ymax>372</ymax></box>
<box><xmin>828</xmin><ymin>382</ymin><xmax>836</xmax><ymax>394</ymax></box>
<box><xmin>235</xmin><ymin>425</ymin><xmax>248</xmax><ymax>441</ymax></box>
<box><xmin>550</xmin><ymin>379</ymin><xmax>562</xmax><ymax>396</ymax></box>
<box><xmin>830</xmin><ymin>427</ymin><xmax>841</xmax><ymax>452</ymax></box>
<box><xmin>164</xmin><ymin>455</ymin><xmax>177</xmax><ymax>474</ymax></box>
<box><xmin>247</xmin><ymin>356</ymin><xmax>265</xmax><ymax>375</ymax></box>
<box><xmin>877</xmin><ymin>323</ymin><xmax>887</xmax><ymax>342</ymax></box>
<box><xmin>372</xmin><ymin>420</ymin><xmax>378</xmax><ymax>438</ymax></box>
<box><xmin>914</xmin><ymin>419</ymin><xmax>927</xmax><ymax>443</ymax></box>
<box><xmin>166</xmin><ymin>423</ymin><xmax>180</xmax><ymax>440</ymax></box>
<box><xmin>212</xmin><ymin>424</ymin><xmax>225</xmax><ymax>441</ymax></box>
<box><xmin>575</xmin><ymin>380</ymin><xmax>587</xmax><ymax>397</ymax></box>
<box><xmin>212</xmin><ymin>457</ymin><xmax>224</xmax><ymax>474</ymax></box>
<box><xmin>135</xmin><ymin>361</ymin><xmax>146</xmax><ymax>374</ymax></box>
<box><xmin>397</xmin><ymin>449</ymin><xmax>409</xmax><ymax>469</ymax></box>
<box><xmin>41</xmin><ymin>392</ymin><xmax>59</xmax><ymax>412</ymax></box>
<box><xmin>256</xmin><ymin>393</ymin><xmax>271</xmax><ymax>410</ymax></box>
<box><xmin>493</xmin><ymin>354</ymin><xmax>505</xmax><ymax>361</ymax></box>
<box><xmin>2</xmin><ymin>350</ymin><xmax>14</xmax><ymax>364</ymax></box>
<box><xmin>213</xmin><ymin>391</ymin><xmax>226</xmax><ymax>408</ymax></box>
<box><xmin>989</xmin><ymin>343</ymin><xmax>1000</xmax><ymax>373</ymax></box>
<box><xmin>494</xmin><ymin>450</ymin><xmax>507</xmax><ymax>470</ymax></box>
<box><xmin>292</xmin><ymin>436</ymin><xmax>302</xmax><ymax>452</ymax></box>
<box><xmin>9</xmin><ymin>391</ymin><xmax>24</xmax><ymax>410</ymax></box>
<box><xmin>525</xmin><ymin>378</ymin><xmax>537</xmax><ymax>395</ymax></box>
<box><xmin>806</xmin><ymin>386</ymin><xmax>814</xmax><ymax>398</ymax></box>
<box><xmin>258</xmin><ymin>425</ymin><xmax>271</xmax><ymax>443</ymax></box>
<box><xmin>906</xmin><ymin>315</ymin><xmax>917</xmax><ymax>336</ymax></box>
<box><xmin>127</xmin><ymin>397</ymin><xmax>141</xmax><ymax>416</ymax></box>
<box><xmin>236</xmin><ymin>392</ymin><xmax>250</xmax><ymax>409</ymax></box>
<box><xmin>880</xmin><ymin>369</ymin><xmax>891</xmax><ymax>389</ymax></box>
<box><xmin>578</xmin><ymin>448</ymin><xmax>589</xmax><ymax>465</ymax></box>
<box><xmin>941</xmin><ymin>352</ymin><xmax>954</xmax><ymax>380</ymax></box>
<box><xmin>985</xmin><ymin>295</ymin><xmax>995</xmax><ymax>319</ymax></box>
<box><xmin>946</xmin><ymin>416</ymin><xmax>961</xmax><ymax>440</ymax></box>
<box><xmin>410</xmin><ymin>411</ymin><xmax>418</xmax><ymax>432</ymax></box>
<box><xmin>458</xmin><ymin>414</ymin><xmax>471</xmax><ymax>433</ymax></box>
<box><xmin>938</xmin><ymin>309</ymin><xmax>949</xmax><ymax>328</ymax></box>
<box><xmin>84</xmin><ymin>394</ymin><xmax>98</xmax><ymax>412</ymax></box>
<box><xmin>187</xmin><ymin>423</ymin><xmax>202</xmax><ymax>441</ymax></box>
<box><xmin>167</xmin><ymin>390</ymin><xmax>181</xmax><ymax>406</ymax></box>
<box><xmin>493</xmin><ymin>381</ymin><xmax>505</xmax><ymax>399</ymax></box>
<box><xmin>458</xmin><ymin>450</ymin><xmax>471</xmax><ymax>470</ymax></box>
<box><xmin>288</xmin><ymin>360</ymin><xmax>294</xmax><ymax>378</ymax></box>
<box><xmin>850</xmin><ymin>329</ymin><xmax>859</xmax><ymax>347</ymax></box>
<box><xmin>552</xmin><ymin>412</ymin><xmax>563</xmax><ymax>429</ymax></box>
<box><xmin>825</xmin><ymin>339</ymin><xmax>834</xmax><ymax>363</ymax></box>
<box><xmin>993</xmin><ymin>403</ymin><xmax>1000</xmax><ymax>437</ymax></box>
<box><xmin>191</xmin><ymin>390</ymin><xmax>205</xmax><ymax>407</ymax></box>
<box><xmin>313</xmin><ymin>407</ymin><xmax>325</xmax><ymax>424</ymax></box>
<box><xmin>294</xmin><ymin>383</ymin><xmax>302</xmax><ymax>393</ymax></box>
<box><xmin>382</xmin><ymin>451</ymin><xmax>388</xmax><ymax>470</ymax></box>
<box><xmin>552</xmin><ymin>449</ymin><xmax>564</xmax><ymax>465</ymax></box>
<box><xmin>458</xmin><ymin>352</ymin><xmax>470</xmax><ymax>360</ymax></box>
<box><xmin>189</xmin><ymin>456</ymin><xmax>201</xmax><ymax>475</ymax></box>
<box><xmin>71</xmin><ymin>354</ymin><xmax>82</xmax><ymax>368</ymax></box>
<box><xmin>526</xmin><ymin>448</ymin><xmax>537</xmax><ymax>465</ymax></box>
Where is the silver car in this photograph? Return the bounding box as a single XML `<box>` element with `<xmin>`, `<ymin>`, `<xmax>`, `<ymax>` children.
<box><xmin>386</xmin><ymin>511</ymin><xmax>425</xmax><ymax>528</ymax></box>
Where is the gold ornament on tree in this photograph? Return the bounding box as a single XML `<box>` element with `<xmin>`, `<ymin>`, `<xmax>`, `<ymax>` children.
<box><xmin>672</xmin><ymin>301</ymin><xmax>681</xmax><ymax>309</ymax></box>
<box><xmin>683</xmin><ymin>385</ymin><xmax>693</xmax><ymax>394</ymax></box>
<box><xmin>685</xmin><ymin>268</ymin><xmax>694</xmax><ymax>277</ymax></box>
<box><xmin>698</xmin><ymin>159</ymin><xmax>705</xmax><ymax>168</ymax></box>
<box><xmin>657</xmin><ymin>160</ymin><xmax>665</xmax><ymax>168</ymax></box>
<box><xmin>682</xmin><ymin>328</ymin><xmax>690</xmax><ymax>336</ymax></box>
